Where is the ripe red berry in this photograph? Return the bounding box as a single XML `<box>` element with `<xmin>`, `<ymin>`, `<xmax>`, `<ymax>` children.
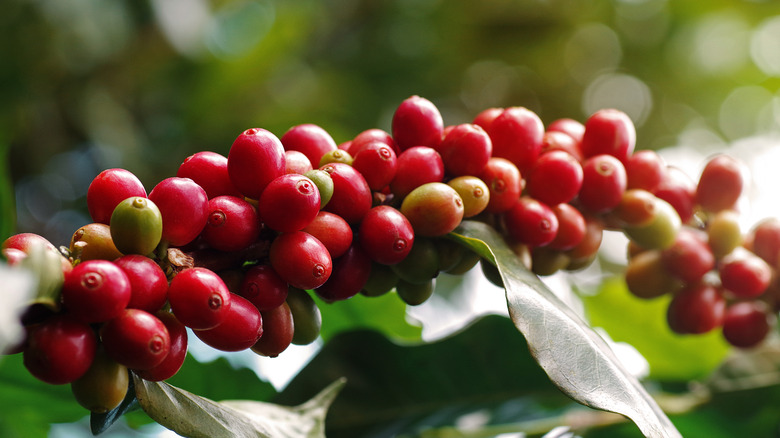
<box><xmin>284</xmin><ymin>150</ymin><xmax>314</xmax><ymax>175</ymax></box>
<box><xmin>696</xmin><ymin>154</ymin><xmax>745</xmax><ymax>213</ymax></box>
<box><xmin>722</xmin><ymin>301</ymin><xmax>773</xmax><ymax>348</ymax></box>
<box><xmin>280</xmin><ymin>123</ymin><xmax>337</xmax><ymax>168</ymax></box>
<box><xmin>133</xmin><ymin>311</ymin><xmax>188</xmax><ymax>381</ymax></box>
<box><xmin>251</xmin><ymin>302</ymin><xmax>294</xmax><ymax>358</ymax></box>
<box><xmin>320</xmin><ymin>162</ymin><xmax>372</xmax><ymax>224</ymax></box>
<box><xmin>578</xmin><ymin>154</ymin><xmax>627</xmax><ymax>213</ymax></box>
<box><xmin>390</xmin><ymin>146</ymin><xmax>445</xmax><ymax>200</ymax></box>
<box><xmin>526</xmin><ymin>150</ymin><xmax>584</xmax><ymax>206</ymax></box>
<box><xmin>193</xmin><ymin>293</ymin><xmax>263</xmax><ymax>352</ymax></box>
<box><xmin>177</xmin><ymin>151</ymin><xmax>241</xmax><ymax>199</ymax></box>
<box><xmin>269</xmin><ymin>231</ymin><xmax>332</xmax><ymax>290</ymax></box>
<box><xmin>580</xmin><ymin>109</ymin><xmax>636</xmax><ymax>163</ymax></box>
<box><xmin>660</xmin><ymin>228</ymin><xmax>714</xmax><ymax>284</ymax></box>
<box><xmin>548</xmin><ymin>203</ymin><xmax>586</xmax><ymax>251</ymax></box>
<box><xmin>352</xmin><ymin>142</ymin><xmax>398</xmax><ymax>191</ymax></box>
<box><xmin>540</xmin><ymin>130</ymin><xmax>583</xmax><ymax>161</ymax></box>
<box><xmin>478</xmin><ymin>157</ymin><xmax>522</xmax><ymax>214</ymax></box>
<box><xmin>100</xmin><ymin>309</ymin><xmax>170</xmax><ymax>370</ymax></box>
<box><xmin>750</xmin><ymin>218</ymin><xmax>780</xmax><ymax>267</ymax></box>
<box><xmin>626</xmin><ymin>150</ymin><xmax>666</xmax><ymax>193</ymax></box>
<box><xmin>239</xmin><ymin>264</ymin><xmax>289</xmax><ymax>311</ymax></box>
<box><xmin>359</xmin><ymin>205</ymin><xmax>415</xmax><ymax>265</ymax></box>
<box><xmin>654</xmin><ymin>166</ymin><xmax>697</xmax><ymax>224</ymax></box>
<box><xmin>227</xmin><ymin>128</ymin><xmax>286</xmax><ymax>199</ymax></box>
<box><xmin>62</xmin><ymin>260</ymin><xmax>131</xmax><ymax>323</ymax></box>
<box><xmin>504</xmin><ymin>197</ymin><xmax>560</xmax><ymax>247</ymax></box>
<box><xmin>301</xmin><ymin>211</ymin><xmax>353</xmax><ymax>259</ymax></box>
<box><xmin>114</xmin><ymin>254</ymin><xmax>168</xmax><ymax>313</ymax></box>
<box><xmin>258</xmin><ymin>174</ymin><xmax>320</xmax><ymax>232</ymax></box>
<box><xmin>719</xmin><ymin>250</ymin><xmax>772</xmax><ymax>299</ymax></box>
<box><xmin>168</xmin><ymin>267</ymin><xmax>233</xmax><ymax>330</ymax></box>
<box><xmin>391</xmin><ymin>95</ymin><xmax>444</xmax><ymax>151</ymax></box>
<box><xmin>202</xmin><ymin>195</ymin><xmax>261</xmax><ymax>252</ymax></box>
<box><xmin>23</xmin><ymin>316</ymin><xmax>97</xmax><ymax>384</ymax></box>
<box><xmin>486</xmin><ymin>107</ymin><xmax>544</xmax><ymax>173</ymax></box>
<box><xmin>87</xmin><ymin>168</ymin><xmax>147</xmax><ymax>225</ymax></box>
<box><xmin>666</xmin><ymin>283</ymin><xmax>725</xmax><ymax>335</ymax></box>
<box><xmin>149</xmin><ymin>177</ymin><xmax>210</xmax><ymax>247</ymax></box>
<box><xmin>349</xmin><ymin>128</ymin><xmax>397</xmax><ymax>156</ymax></box>
<box><xmin>472</xmin><ymin>107</ymin><xmax>503</xmax><ymax>132</ymax></box>
<box><xmin>315</xmin><ymin>243</ymin><xmax>372</xmax><ymax>302</ymax></box>
<box><xmin>437</xmin><ymin>123</ymin><xmax>492</xmax><ymax>177</ymax></box>
<box><xmin>547</xmin><ymin>118</ymin><xmax>585</xmax><ymax>144</ymax></box>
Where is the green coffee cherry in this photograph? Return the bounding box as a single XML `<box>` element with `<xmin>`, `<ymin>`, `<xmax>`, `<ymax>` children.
<box><xmin>447</xmin><ymin>176</ymin><xmax>490</xmax><ymax>218</ymax></box>
<box><xmin>396</xmin><ymin>278</ymin><xmax>435</xmax><ymax>306</ymax></box>
<box><xmin>622</xmin><ymin>197</ymin><xmax>680</xmax><ymax>250</ymax></box>
<box><xmin>304</xmin><ymin>169</ymin><xmax>334</xmax><ymax>209</ymax></box>
<box><xmin>445</xmin><ymin>248</ymin><xmax>480</xmax><ymax>275</ymax></box>
<box><xmin>286</xmin><ymin>287</ymin><xmax>322</xmax><ymax>345</ymax></box>
<box><xmin>707</xmin><ymin>210</ymin><xmax>742</xmax><ymax>259</ymax></box>
<box><xmin>391</xmin><ymin>237</ymin><xmax>440</xmax><ymax>284</ymax></box>
<box><xmin>361</xmin><ymin>262</ymin><xmax>399</xmax><ymax>297</ymax></box>
<box><xmin>70</xmin><ymin>348</ymin><xmax>129</xmax><ymax>413</ymax></box>
<box><xmin>318</xmin><ymin>149</ymin><xmax>353</xmax><ymax>167</ymax></box>
<box><xmin>110</xmin><ymin>197</ymin><xmax>163</xmax><ymax>256</ymax></box>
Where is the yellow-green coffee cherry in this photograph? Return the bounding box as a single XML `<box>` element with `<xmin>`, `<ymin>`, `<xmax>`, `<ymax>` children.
<box><xmin>110</xmin><ymin>197</ymin><xmax>163</xmax><ymax>256</ymax></box>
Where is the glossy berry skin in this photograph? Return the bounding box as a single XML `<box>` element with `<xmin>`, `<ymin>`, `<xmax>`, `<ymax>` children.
<box><xmin>750</xmin><ymin>218</ymin><xmax>780</xmax><ymax>267</ymax></box>
<box><xmin>87</xmin><ymin>168</ymin><xmax>147</xmax><ymax>225</ymax></box>
<box><xmin>302</xmin><ymin>211</ymin><xmax>353</xmax><ymax>259</ymax></box>
<box><xmin>504</xmin><ymin>197</ymin><xmax>560</xmax><ymax>247</ymax></box>
<box><xmin>227</xmin><ymin>128</ymin><xmax>286</xmax><ymax>199</ymax></box>
<box><xmin>252</xmin><ymin>302</ymin><xmax>294</xmax><ymax>358</ymax></box>
<box><xmin>396</xmin><ymin>279</ymin><xmax>435</xmax><ymax>306</ymax></box>
<box><xmin>319</xmin><ymin>149</ymin><xmax>353</xmax><ymax>167</ymax></box>
<box><xmin>259</xmin><ymin>174</ymin><xmax>321</xmax><ymax>232</ymax></box>
<box><xmin>320</xmin><ymin>162</ymin><xmax>372</xmax><ymax>224</ymax></box>
<box><xmin>100</xmin><ymin>309</ymin><xmax>170</xmax><ymax>370</ymax></box>
<box><xmin>3</xmin><ymin>232</ymin><xmax>58</xmax><ymax>253</ymax></box>
<box><xmin>540</xmin><ymin>130</ymin><xmax>583</xmax><ymax>162</ymax></box>
<box><xmin>280</xmin><ymin>123</ymin><xmax>337</xmax><ymax>168</ymax></box>
<box><xmin>660</xmin><ymin>229</ymin><xmax>714</xmax><ymax>284</ymax></box>
<box><xmin>666</xmin><ymin>283</ymin><xmax>725</xmax><ymax>335</ymax></box>
<box><xmin>722</xmin><ymin>301</ymin><xmax>773</xmax><ymax>348</ymax></box>
<box><xmin>304</xmin><ymin>169</ymin><xmax>334</xmax><ymax>209</ymax></box>
<box><xmin>391</xmin><ymin>95</ymin><xmax>444</xmax><ymax>151</ymax></box>
<box><xmin>315</xmin><ymin>243</ymin><xmax>372</xmax><ymax>302</ymax></box>
<box><xmin>578</xmin><ymin>154</ymin><xmax>627</xmax><ymax>213</ymax></box>
<box><xmin>177</xmin><ymin>151</ymin><xmax>241</xmax><ymax>199</ymax></box>
<box><xmin>390</xmin><ymin>237</ymin><xmax>439</xmax><ymax>284</ymax></box>
<box><xmin>352</xmin><ymin>142</ymin><xmax>398</xmax><ymax>191</ymax></box>
<box><xmin>359</xmin><ymin>206</ymin><xmax>415</xmax><ymax>265</ymax></box>
<box><xmin>472</xmin><ymin>107</ymin><xmax>503</xmax><ymax>132</ymax></box>
<box><xmin>285</xmin><ymin>150</ymin><xmax>314</xmax><ymax>175</ymax></box>
<box><xmin>696</xmin><ymin>154</ymin><xmax>744</xmax><ymax>213</ymax></box>
<box><xmin>437</xmin><ymin>123</ymin><xmax>492</xmax><ymax>177</ymax></box>
<box><xmin>486</xmin><ymin>107</ymin><xmax>544</xmax><ymax>173</ymax></box>
<box><xmin>194</xmin><ymin>293</ymin><xmax>263</xmax><ymax>352</ymax></box>
<box><xmin>401</xmin><ymin>183</ymin><xmax>464</xmax><ymax>237</ymax></box>
<box><xmin>707</xmin><ymin>210</ymin><xmax>743</xmax><ymax>259</ymax></box>
<box><xmin>526</xmin><ymin>150</ymin><xmax>583</xmax><ymax>206</ymax></box>
<box><xmin>549</xmin><ymin>203</ymin><xmax>586</xmax><ymax>251</ymax></box>
<box><xmin>566</xmin><ymin>215</ymin><xmax>604</xmax><ymax>264</ymax></box>
<box><xmin>109</xmin><ymin>196</ymin><xmax>163</xmax><ymax>256</ymax></box>
<box><xmin>580</xmin><ymin>109</ymin><xmax>636</xmax><ymax>163</ymax></box>
<box><xmin>447</xmin><ymin>176</ymin><xmax>490</xmax><ymax>218</ymax></box>
<box><xmin>719</xmin><ymin>250</ymin><xmax>772</xmax><ymax>299</ymax></box>
<box><xmin>622</xmin><ymin>195</ymin><xmax>681</xmax><ymax>251</ymax></box>
<box><xmin>478</xmin><ymin>157</ymin><xmax>522</xmax><ymax>214</ymax></box>
<box><xmin>168</xmin><ymin>267</ymin><xmax>233</xmax><ymax>330</ymax></box>
<box><xmin>546</xmin><ymin>118</ymin><xmax>585</xmax><ymax>145</ymax></box>
<box><xmin>70</xmin><ymin>347</ymin><xmax>128</xmax><ymax>413</ymax></box>
<box><xmin>69</xmin><ymin>223</ymin><xmax>123</xmax><ymax>262</ymax></box>
<box><xmin>625</xmin><ymin>250</ymin><xmax>682</xmax><ymax>299</ymax></box>
<box><xmin>149</xmin><ymin>177</ymin><xmax>210</xmax><ymax>247</ymax></box>
<box><xmin>23</xmin><ymin>316</ymin><xmax>97</xmax><ymax>385</ymax></box>
<box><xmin>239</xmin><ymin>264</ymin><xmax>289</xmax><ymax>311</ymax></box>
<box><xmin>133</xmin><ymin>311</ymin><xmax>188</xmax><ymax>381</ymax></box>
<box><xmin>654</xmin><ymin>167</ymin><xmax>697</xmax><ymax>224</ymax></box>
<box><xmin>270</xmin><ymin>231</ymin><xmax>332</xmax><ymax>290</ymax></box>
<box><xmin>202</xmin><ymin>195</ymin><xmax>261</xmax><ymax>251</ymax></box>
<box><xmin>350</xmin><ymin>128</ymin><xmax>397</xmax><ymax>156</ymax></box>
<box><xmin>114</xmin><ymin>255</ymin><xmax>168</xmax><ymax>313</ymax></box>
<box><xmin>626</xmin><ymin>150</ymin><xmax>666</xmax><ymax>193</ymax></box>
<box><xmin>286</xmin><ymin>288</ymin><xmax>322</xmax><ymax>345</ymax></box>
<box><xmin>62</xmin><ymin>260</ymin><xmax>131</xmax><ymax>323</ymax></box>
<box><xmin>390</xmin><ymin>146</ymin><xmax>445</xmax><ymax>200</ymax></box>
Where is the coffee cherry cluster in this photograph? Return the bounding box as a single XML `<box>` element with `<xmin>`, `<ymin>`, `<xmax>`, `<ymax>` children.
<box><xmin>2</xmin><ymin>95</ymin><xmax>778</xmax><ymax>417</ymax></box>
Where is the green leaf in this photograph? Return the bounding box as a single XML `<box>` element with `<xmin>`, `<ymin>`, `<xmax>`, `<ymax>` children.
<box><xmin>133</xmin><ymin>374</ymin><xmax>344</xmax><ymax>438</ymax></box>
<box><xmin>582</xmin><ymin>276</ymin><xmax>730</xmax><ymax>381</ymax></box>
<box><xmin>315</xmin><ymin>291</ymin><xmax>422</xmax><ymax>343</ymax></box>
<box><xmin>448</xmin><ymin>221</ymin><xmax>682</xmax><ymax>438</ymax></box>
<box><xmin>276</xmin><ymin>314</ymin><xmax>578</xmax><ymax>437</ymax></box>
<box><xmin>165</xmin><ymin>354</ymin><xmax>277</xmax><ymax>403</ymax></box>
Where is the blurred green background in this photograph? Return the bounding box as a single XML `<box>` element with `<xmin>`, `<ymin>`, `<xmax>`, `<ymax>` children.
<box><xmin>4</xmin><ymin>0</ymin><xmax>780</xmax><ymax>245</ymax></box>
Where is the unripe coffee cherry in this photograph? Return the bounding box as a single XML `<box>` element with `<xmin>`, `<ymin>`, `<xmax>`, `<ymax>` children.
<box><xmin>401</xmin><ymin>182</ymin><xmax>464</xmax><ymax>237</ymax></box>
<box><xmin>69</xmin><ymin>223</ymin><xmax>123</xmax><ymax>262</ymax></box>
<box><xmin>71</xmin><ymin>347</ymin><xmax>128</xmax><ymax>413</ymax></box>
<box><xmin>110</xmin><ymin>196</ymin><xmax>163</xmax><ymax>256</ymax></box>
<box><xmin>447</xmin><ymin>176</ymin><xmax>490</xmax><ymax>218</ymax></box>
<box><xmin>286</xmin><ymin>288</ymin><xmax>322</xmax><ymax>345</ymax></box>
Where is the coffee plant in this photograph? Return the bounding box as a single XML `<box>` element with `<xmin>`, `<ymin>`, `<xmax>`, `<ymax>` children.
<box><xmin>3</xmin><ymin>95</ymin><xmax>779</xmax><ymax>437</ymax></box>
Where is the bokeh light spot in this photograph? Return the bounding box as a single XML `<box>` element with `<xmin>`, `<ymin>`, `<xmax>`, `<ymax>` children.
<box><xmin>582</xmin><ymin>73</ymin><xmax>653</xmax><ymax>126</ymax></box>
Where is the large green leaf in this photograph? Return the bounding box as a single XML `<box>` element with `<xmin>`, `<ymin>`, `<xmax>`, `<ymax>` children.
<box><xmin>448</xmin><ymin>221</ymin><xmax>681</xmax><ymax>438</ymax></box>
<box><xmin>316</xmin><ymin>291</ymin><xmax>422</xmax><ymax>343</ymax></box>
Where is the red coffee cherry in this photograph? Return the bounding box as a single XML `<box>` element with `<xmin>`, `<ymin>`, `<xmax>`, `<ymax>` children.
<box><xmin>504</xmin><ymin>197</ymin><xmax>559</xmax><ymax>247</ymax></box>
<box><xmin>400</xmin><ymin>182</ymin><xmax>464</xmax><ymax>237</ymax></box>
<box><xmin>280</xmin><ymin>123</ymin><xmax>337</xmax><ymax>168</ymax></box>
<box><xmin>3</xmin><ymin>232</ymin><xmax>58</xmax><ymax>253</ymax></box>
<box><xmin>566</xmin><ymin>215</ymin><xmax>604</xmax><ymax>265</ymax></box>
<box><xmin>62</xmin><ymin>260</ymin><xmax>131</xmax><ymax>324</ymax></box>
<box><xmin>472</xmin><ymin>107</ymin><xmax>503</xmax><ymax>132</ymax></box>
<box><xmin>654</xmin><ymin>166</ymin><xmax>697</xmax><ymax>224</ymax></box>
<box><xmin>391</xmin><ymin>95</ymin><xmax>444</xmax><ymax>152</ymax></box>
<box><xmin>320</xmin><ymin>162</ymin><xmax>372</xmax><ymax>224</ymax></box>
<box><xmin>100</xmin><ymin>308</ymin><xmax>171</xmax><ymax>370</ymax></box>
<box><xmin>540</xmin><ymin>130</ymin><xmax>583</xmax><ymax>162</ymax></box>
<box><xmin>548</xmin><ymin>203</ymin><xmax>586</xmax><ymax>251</ymax></box>
<box><xmin>546</xmin><ymin>117</ymin><xmax>585</xmax><ymax>145</ymax></box>
<box><xmin>177</xmin><ymin>151</ymin><xmax>241</xmax><ymax>199</ymax></box>
<box><xmin>315</xmin><ymin>243</ymin><xmax>372</xmax><ymax>302</ymax></box>
<box><xmin>578</xmin><ymin>154</ymin><xmax>627</xmax><ymax>213</ymax></box>
<box><xmin>269</xmin><ymin>231</ymin><xmax>332</xmax><ymax>290</ymax></box>
<box><xmin>258</xmin><ymin>174</ymin><xmax>321</xmax><ymax>232</ymax></box>
<box><xmin>437</xmin><ymin>123</ymin><xmax>492</xmax><ymax>177</ymax></box>
<box><xmin>359</xmin><ymin>205</ymin><xmax>415</xmax><ymax>265</ymax></box>
<box><xmin>168</xmin><ymin>267</ymin><xmax>233</xmax><ymax>330</ymax></box>
<box><xmin>750</xmin><ymin>218</ymin><xmax>780</xmax><ymax>267</ymax></box>
<box><xmin>227</xmin><ymin>128</ymin><xmax>286</xmax><ymax>199</ymax></box>
<box><xmin>114</xmin><ymin>254</ymin><xmax>168</xmax><ymax>313</ymax></box>
<box><xmin>352</xmin><ymin>142</ymin><xmax>398</xmax><ymax>191</ymax></box>
<box><xmin>390</xmin><ymin>146</ymin><xmax>445</xmax><ymax>200</ymax></box>
<box><xmin>87</xmin><ymin>168</ymin><xmax>147</xmax><ymax>225</ymax></box>
<box><xmin>580</xmin><ymin>109</ymin><xmax>636</xmax><ymax>163</ymax></box>
<box><xmin>239</xmin><ymin>264</ymin><xmax>289</xmax><ymax>311</ymax></box>
<box><xmin>722</xmin><ymin>301</ymin><xmax>774</xmax><ymax>349</ymax></box>
<box><xmin>719</xmin><ymin>249</ymin><xmax>772</xmax><ymax>299</ymax></box>
<box><xmin>251</xmin><ymin>302</ymin><xmax>294</xmax><ymax>358</ymax></box>
<box><xmin>23</xmin><ymin>316</ymin><xmax>97</xmax><ymax>384</ymax></box>
<box><xmin>149</xmin><ymin>177</ymin><xmax>210</xmax><ymax>247</ymax></box>
<box><xmin>660</xmin><ymin>228</ymin><xmax>715</xmax><ymax>284</ymax></box>
<box><xmin>133</xmin><ymin>311</ymin><xmax>188</xmax><ymax>381</ymax></box>
<box><xmin>193</xmin><ymin>293</ymin><xmax>263</xmax><ymax>352</ymax></box>
<box><xmin>349</xmin><ymin>128</ymin><xmax>397</xmax><ymax>156</ymax></box>
<box><xmin>696</xmin><ymin>154</ymin><xmax>745</xmax><ymax>213</ymax></box>
<box><xmin>284</xmin><ymin>150</ymin><xmax>314</xmax><ymax>175</ymax></box>
<box><xmin>626</xmin><ymin>150</ymin><xmax>666</xmax><ymax>193</ymax></box>
<box><xmin>202</xmin><ymin>195</ymin><xmax>261</xmax><ymax>252</ymax></box>
<box><xmin>486</xmin><ymin>106</ymin><xmax>544</xmax><ymax>173</ymax></box>
<box><xmin>666</xmin><ymin>283</ymin><xmax>726</xmax><ymax>335</ymax></box>
<box><xmin>478</xmin><ymin>157</ymin><xmax>522</xmax><ymax>214</ymax></box>
<box><xmin>526</xmin><ymin>150</ymin><xmax>584</xmax><ymax>206</ymax></box>
<box><xmin>302</xmin><ymin>211</ymin><xmax>353</xmax><ymax>259</ymax></box>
